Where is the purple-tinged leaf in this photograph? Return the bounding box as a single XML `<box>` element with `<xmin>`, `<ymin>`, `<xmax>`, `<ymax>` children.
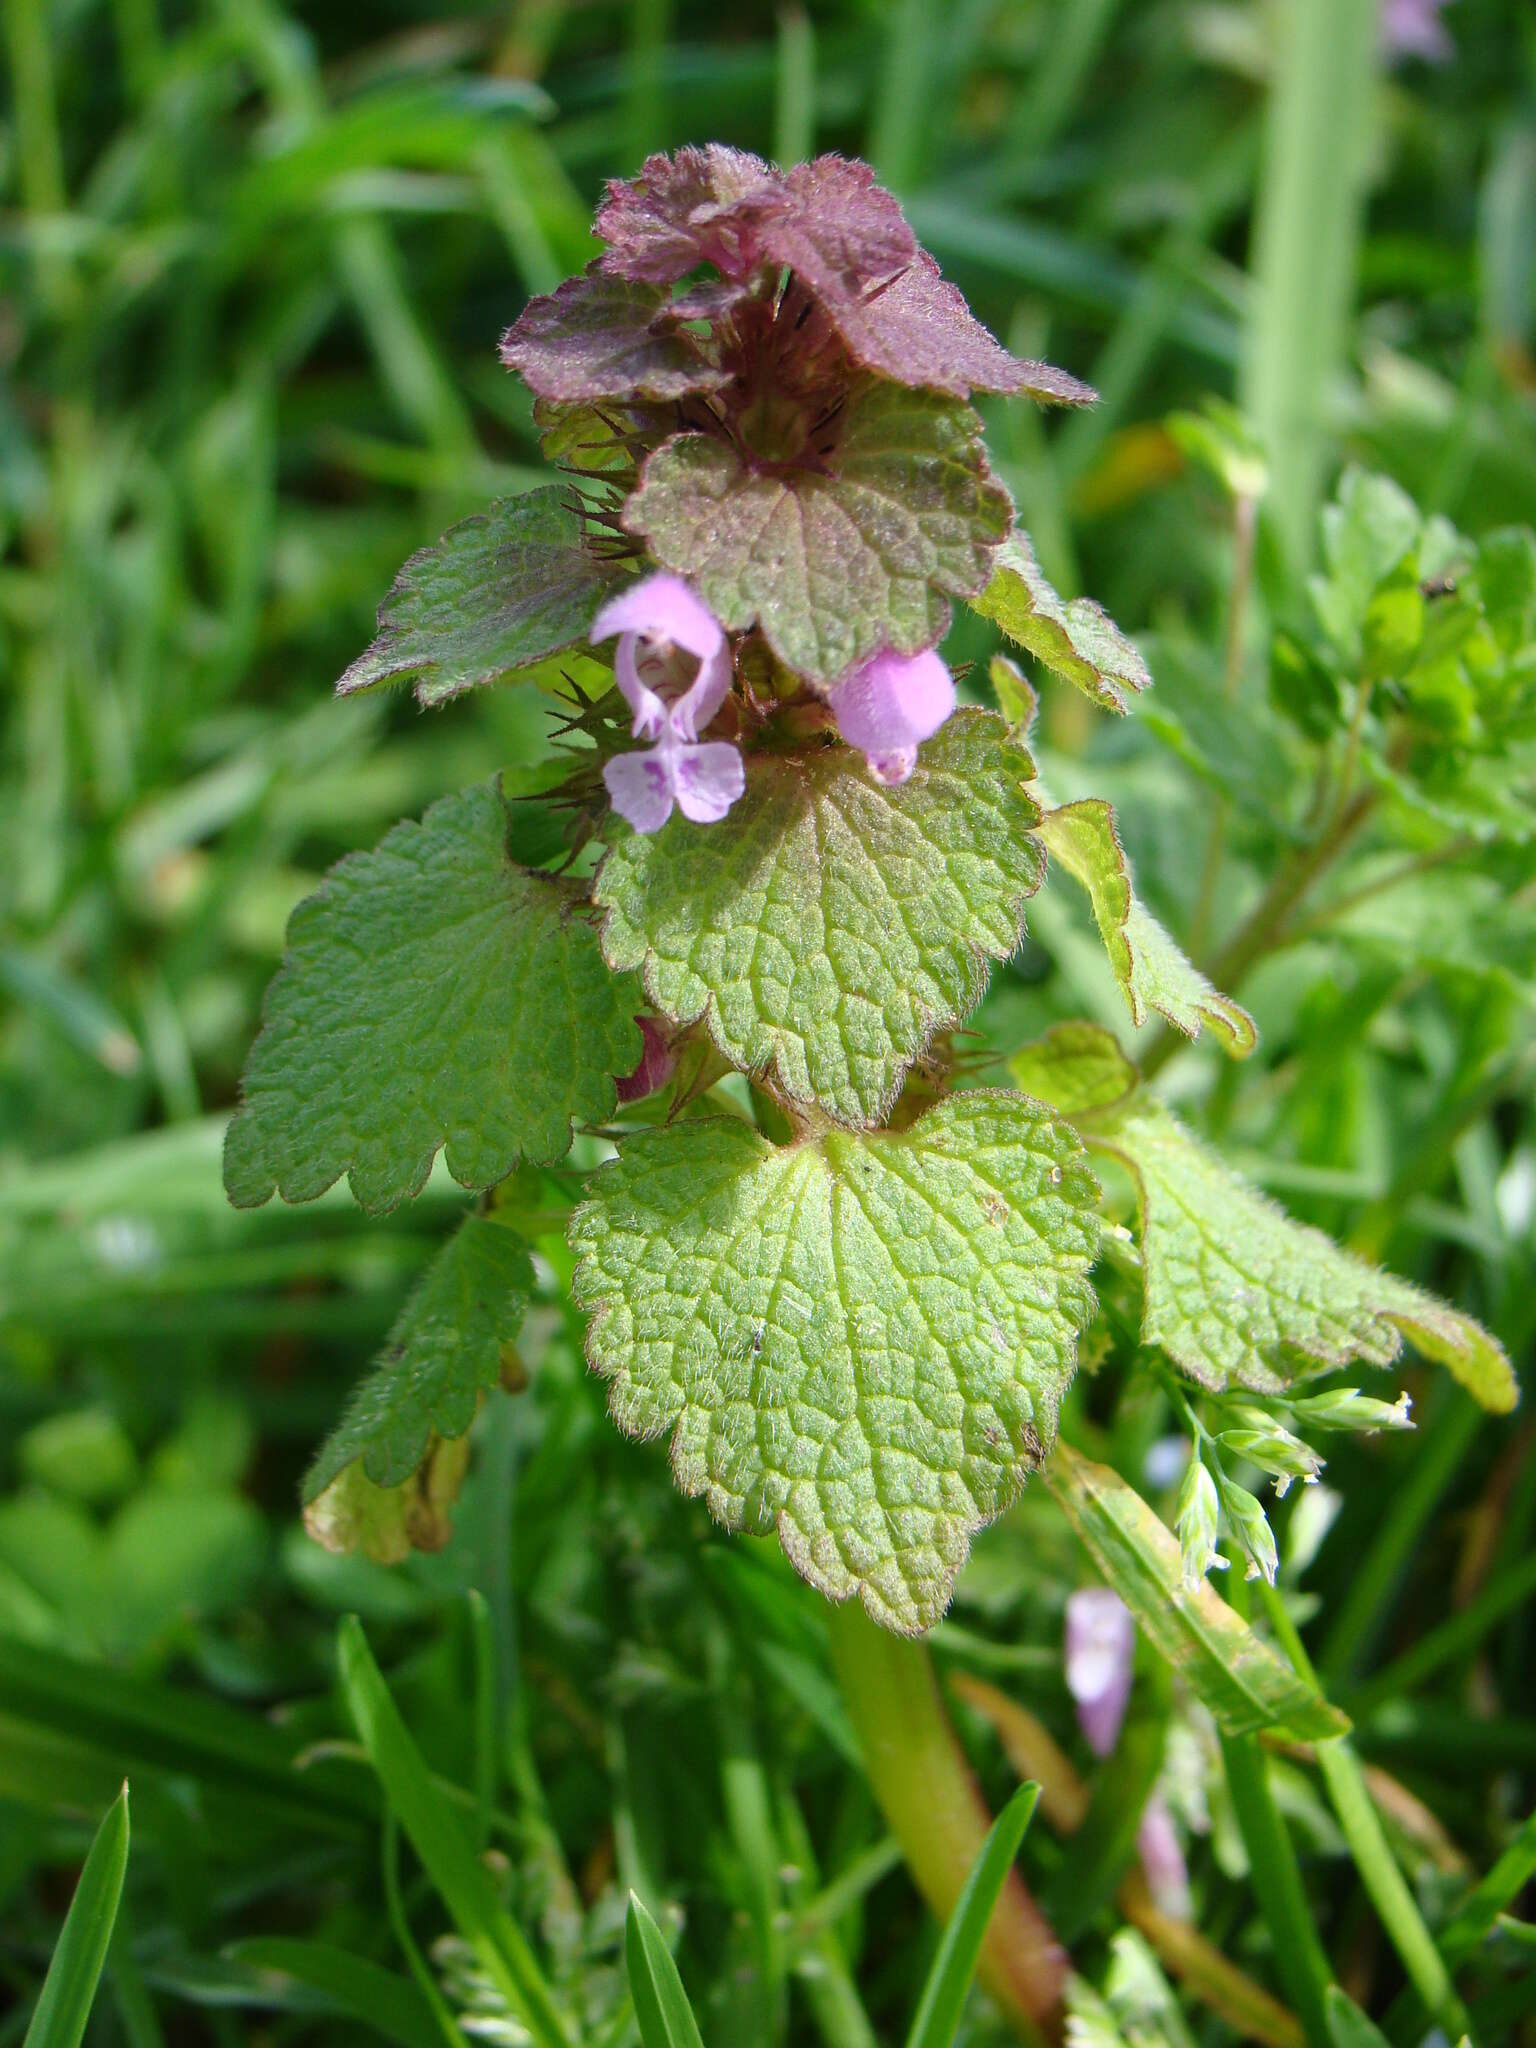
<box><xmin>822</xmin><ymin>252</ymin><xmax>1097</xmax><ymax>404</ymax></box>
<box><xmin>500</xmin><ymin>263</ymin><xmax>733</xmax><ymax>403</ymax></box>
<box><xmin>624</xmin><ymin>384</ymin><xmax>1011</xmax><ymax>685</ymax></box>
<box><xmin>336</xmin><ymin>487</ymin><xmax>620</xmax><ymax>708</ymax></box>
<box><xmin>595</xmin><ymin>144</ymin><xmax>779</xmax><ymax>282</ymax></box>
<box><xmin>758</xmin><ymin>154</ymin><xmax>916</xmax><ymax>304</ymax></box>
<box><xmin>596</xmin><ymin>148</ymin><xmax>1093</xmax><ymax>403</ymax></box>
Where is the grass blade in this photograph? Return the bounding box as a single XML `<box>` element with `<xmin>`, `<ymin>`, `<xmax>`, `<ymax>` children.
<box><xmin>1440</xmin><ymin>1806</ymin><xmax>1536</xmax><ymax>1965</ymax></box>
<box><xmin>904</xmin><ymin>1781</ymin><xmax>1040</xmax><ymax>2048</ymax></box>
<box><xmin>827</xmin><ymin>1602</ymin><xmax>1064</xmax><ymax>2033</ymax></box>
<box><xmin>624</xmin><ymin>1893</ymin><xmax>706</xmax><ymax>2048</ymax></box>
<box><xmin>336</xmin><ymin>1615</ymin><xmax>573</xmax><ymax>2048</ymax></box>
<box><xmin>1240</xmin><ymin>0</ymin><xmax>1378</xmax><ymax>566</ymax></box>
<box><xmin>1220</xmin><ymin>1734</ymin><xmax>1335</xmax><ymax>2048</ymax></box>
<box><xmin>228</xmin><ymin>1939</ymin><xmax>445</xmax><ymax>2048</ymax></box>
<box><xmin>24</xmin><ymin>1784</ymin><xmax>130</xmax><ymax>2048</ymax></box>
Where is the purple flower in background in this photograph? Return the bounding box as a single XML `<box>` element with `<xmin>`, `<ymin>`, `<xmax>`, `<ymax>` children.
<box><xmin>1136</xmin><ymin>1794</ymin><xmax>1192</xmax><ymax>1919</ymax></box>
<box><xmin>1065</xmin><ymin>1586</ymin><xmax>1136</xmax><ymax>1758</ymax></box>
<box><xmin>1381</xmin><ymin>0</ymin><xmax>1455</xmax><ymax>63</ymax></box>
<box><xmin>828</xmin><ymin>647</ymin><xmax>955</xmax><ymax>785</ymax></box>
<box><xmin>592</xmin><ymin>573</ymin><xmax>745</xmax><ymax>832</ymax></box>
<box><xmin>1066</xmin><ymin>1589</ymin><xmax>1194</xmax><ymax>1916</ymax></box>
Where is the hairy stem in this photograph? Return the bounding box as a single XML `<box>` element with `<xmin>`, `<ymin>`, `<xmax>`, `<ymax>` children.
<box><xmin>826</xmin><ymin>1602</ymin><xmax>1065</xmax><ymax>2041</ymax></box>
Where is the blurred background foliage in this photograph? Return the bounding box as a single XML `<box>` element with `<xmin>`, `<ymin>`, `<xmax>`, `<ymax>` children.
<box><xmin>1</xmin><ymin>2</ymin><xmax>1533</xmax><ymax>2044</ymax></box>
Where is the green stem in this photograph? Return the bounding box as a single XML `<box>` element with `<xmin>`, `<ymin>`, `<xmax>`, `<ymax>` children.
<box><xmin>1142</xmin><ymin>788</ymin><xmax>1377</xmax><ymax>1081</ymax></box>
<box><xmin>1256</xmin><ymin>1583</ymin><xmax>1469</xmax><ymax>2036</ymax></box>
<box><xmin>1218</xmin><ymin>1733</ymin><xmax>1334</xmax><ymax>2048</ymax></box>
<box><xmin>1318</xmin><ymin>1390</ymin><xmax>1481</xmax><ymax>1687</ymax></box>
<box><xmin>1282</xmin><ymin>836</ymin><xmax>1480</xmax><ymax>947</ymax></box>
<box><xmin>1210</xmin><ymin>787</ymin><xmax>1377</xmax><ymax>995</ymax></box>
<box><xmin>826</xmin><ymin>1602</ymin><xmax>1064</xmax><ymax>2041</ymax></box>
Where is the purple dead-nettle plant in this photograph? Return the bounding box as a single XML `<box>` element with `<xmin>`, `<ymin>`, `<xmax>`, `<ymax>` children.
<box><xmin>226</xmin><ymin>146</ymin><xmax>1515</xmax><ymax>1646</ymax></box>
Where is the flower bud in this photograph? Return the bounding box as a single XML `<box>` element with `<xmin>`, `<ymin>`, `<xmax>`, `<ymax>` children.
<box><xmin>1220</xmin><ymin>1480</ymin><xmax>1279</xmax><ymax>1585</ymax></box>
<box><xmin>1288</xmin><ymin>1388</ymin><xmax>1414</xmax><ymax>1433</ymax></box>
<box><xmin>1216</xmin><ymin>1421</ymin><xmax>1324</xmax><ymax>1496</ymax></box>
<box><xmin>1174</xmin><ymin>1456</ymin><xmax>1223</xmax><ymax>1589</ymax></box>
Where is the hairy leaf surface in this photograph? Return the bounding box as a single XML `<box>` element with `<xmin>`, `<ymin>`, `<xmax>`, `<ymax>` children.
<box><xmin>971</xmin><ymin>535</ymin><xmax>1149</xmax><ymax>711</ymax></box>
<box><xmin>305</xmin><ymin>1214</ymin><xmax>532</xmax><ymax>1515</ymax></box>
<box><xmin>595</xmin><ymin>149</ymin><xmax>1092</xmax><ymax>401</ymax></box>
<box><xmin>500</xmin><ymin>264</ymin><xmax>733</xmax><ymax>401</ymax></box>
<box><xmin>818</xmin><ymin>248</ymin><xmax>1095</xmax><ymax>404</ymax></box>
<box><xmin>1037</xmin><ymin>801</ymin><xmax>1256</xmax><ymax>1055</ymax></box>
<box><xmin>336</xmin><ymin>488</ymin><xmax>618</xmax><ymax>706</ymax></box>
<box><xmin>226</xmin><ymin>783</ymin><xmax>642</xmax><ymax>1214</ymax></box>
<box><xmin>595</xmin><ymin>713</ymin><xmax>1042</xmax><ymax>1124</ymax></box>
<box><xmin>1047</xmin><ymin>1444</ymin><xmax>1350</xmax><ymax>1741</ymax></box>
<box><xmin>571</xmin><ymin>1093</ymin><xmax>1100</xmax><ymax>1633</ymax></box>
<box><xmin>1093</xmin><ymin>1102</ymin><xmax>1517</xmax><ymax>1410</ymax></box>
<box><xmin>624</xmin><ymin>386</ymin><xmax>1011</xmax><ymax>683</ymax></box>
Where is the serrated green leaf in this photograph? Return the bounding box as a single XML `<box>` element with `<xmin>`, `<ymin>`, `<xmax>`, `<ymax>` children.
<box><xmin>970</xmin><ymin>533</ymin><xmax>1149</xmax><ymax>712</ymax></box>
<box><xmin>335</xmin><ymin>488</ymin><xmax>619</xmax><ymax>706</ymax></box>
<box><xmin>595</xmin><ymin>713</ymin><xmax>1042</xmax><ymax>1125</ymax></box>
<box><xmin>1036</xmin><ymin>802</ymin><xmax>1256</xmax><ymax>1056</ymax></box>
<box><xmin>570</xmin><ymin>1091</ymin><xmax>1100</xmax><ymax>1634</ymax></box>
<box><xmin>623</xmin><ymin>385</ymin><xmax>1011</xmax><ymax>684</ymax></box>
<box><xmin>1007</xmin><ymin>1023</ymin><xmax>1138</xmax><ymax>1119</ymax></box>
<box><xmin>1046</xmin><ymin>1443</ymin><xmax>1349</xmax><ymax>1742</ymax></box>
<box><xmin>301</xmin><ymin>1215</ymin><xmax>533</xmax><ymax>1560</ymax></box>
<box><xmin>1309</xmin><ymin>468</ymin><xmax>1423</xmax><ymax>659</ymax></box>
<box><xmin>226</xmin><ymin>782</ymin><xmax>642</xmax><ymax>1215</ymax></box>
<box><xmin>1092</xmin><ymin>1101</ymin><xmax>1517</xmax><ymax>1411</ymax></box>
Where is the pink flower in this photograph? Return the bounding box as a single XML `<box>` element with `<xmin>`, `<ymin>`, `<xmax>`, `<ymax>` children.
<box><xmin>1136</xmin><ymin>1794</ymin><xmax>1191</xmax><ymax>1919</ymax></box>
<box><xmin>591</xmin><ymin>572</ymin><xmax>745</xmax><ymax>832</ymax></box>
<box><xmin>1065</xmin><ymin>1586</ymin><xmax>1135</xmax><ymax>1758</ymax></box>
<box><xmin>1381</xmin><ymin>0</ymin><xmax>1454</xmax><ymax>62</ymax></box>
<box><xmin>828</xmin><ymin>648</ymin><xmax>955</xmax><ymax>785</ymax></box>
